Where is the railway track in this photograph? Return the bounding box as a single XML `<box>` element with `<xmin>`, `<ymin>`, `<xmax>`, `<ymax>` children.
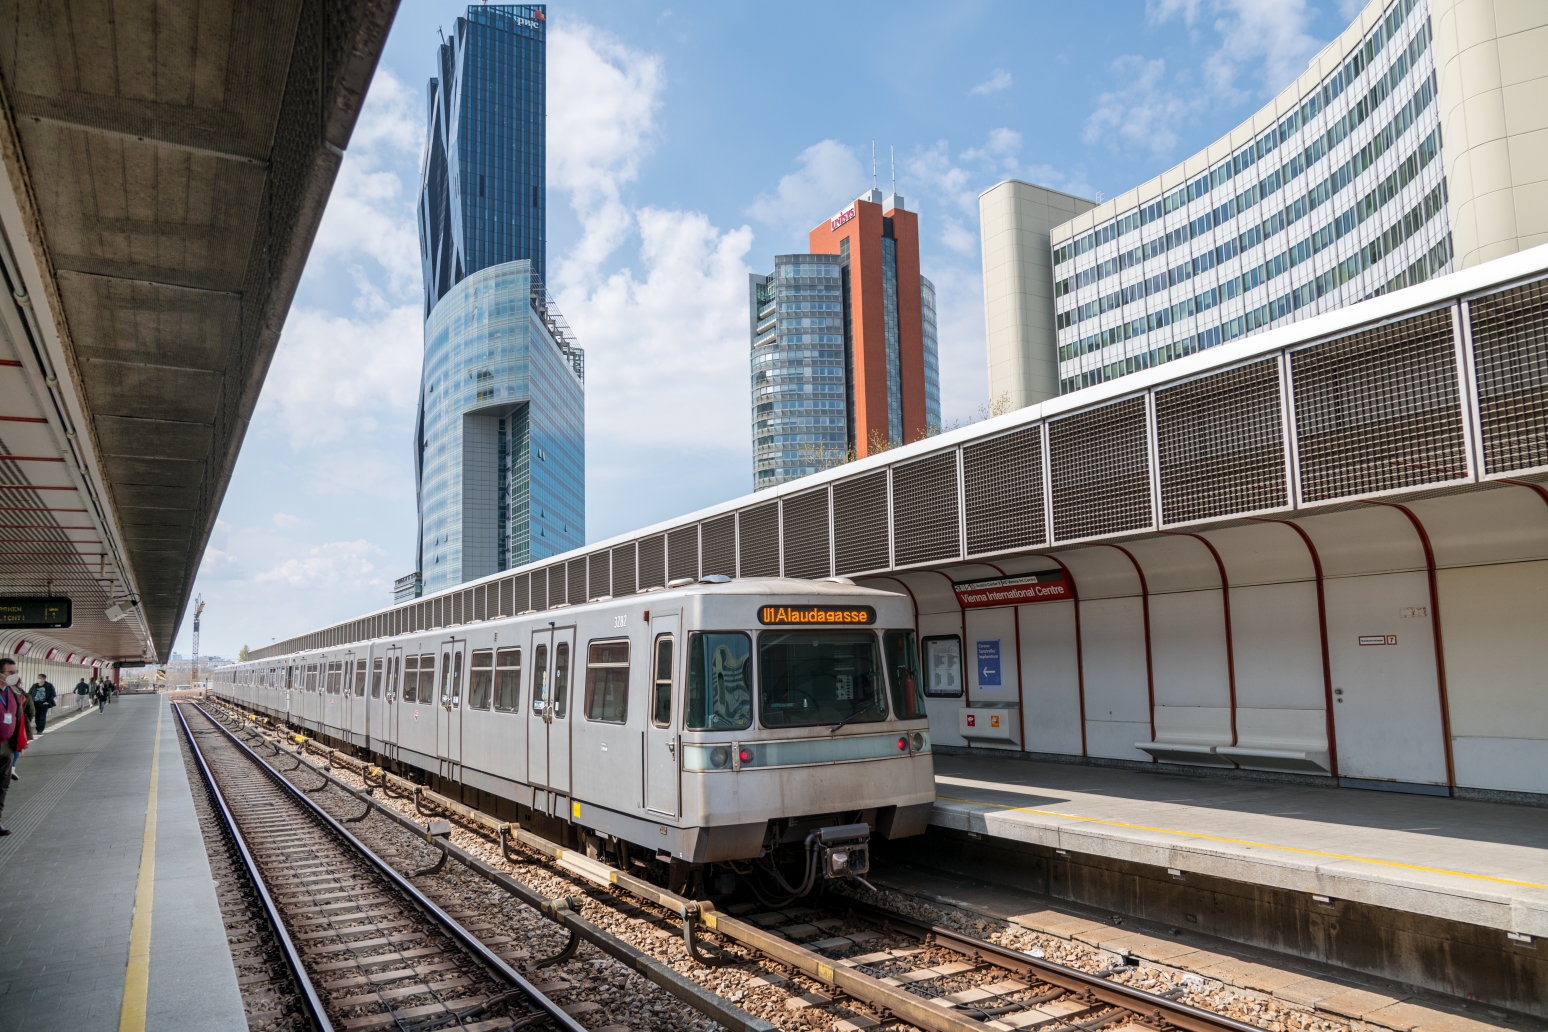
<box><xmin>203</xmin><ymin>700</ymin><xmax>1291</xmax><ymax>1032</ymax></box>
<box><xmin>175</xmin><ymin>702</ymin><xmax>589</xmax><ymax>1032</ymax></box>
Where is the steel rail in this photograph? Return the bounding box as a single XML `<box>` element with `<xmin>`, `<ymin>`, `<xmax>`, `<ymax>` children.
<box><xmin>184</xmin><ymin>702</ymin><xmax>589</xmax><ymax>1032</ymax></box>
<box><xmin>174</xmin><ymin>700</ymin><xmax>332</xmax><ymax>1032</ymax></box>
<box><xmin>844</xmin><ymin>898</ymin><xmax>1271</xmax><ymax>1032</ymax></box>
<box><xmin>212</xmin><ymin>699</ymin><xmax>1273</xmax><ymax>1032</ymax></box>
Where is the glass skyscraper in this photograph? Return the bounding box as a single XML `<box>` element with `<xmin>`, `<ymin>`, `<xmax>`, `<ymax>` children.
<box><xmin>411</xmin><ymin>5</ymin><xmax>585</xmax><ymax>597</ymax></box>
<box><xmin>419</xmin><ymin>4</ymin><xmax>547</xmax><ymax>316</ymax></box>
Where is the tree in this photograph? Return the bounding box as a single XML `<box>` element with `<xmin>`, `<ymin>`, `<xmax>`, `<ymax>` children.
<box><xmin>238</xmin><ymin>645</ymin><xmax>249</xmax><ymax>661</ymax></box>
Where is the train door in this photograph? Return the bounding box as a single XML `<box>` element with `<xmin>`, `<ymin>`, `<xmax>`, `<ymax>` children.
<box><xmin>348</xmin><ymin>651</ymin><xmax>368</xmax><ymax>744</ymax></box>
<box><xmin>527</xmin><ymin>626</ymin><xmax>575</xmax><ymax>800</ymax></box>
<box><xmin>284</xmin><ymin>664</ymin><xmax>294</xmax><ymax>720</ymax></box>
<box><xmin>399</xmin><ymin>649</ymin><xmax>438</xmax><ymax>763</ymax></box>
<box><xmin>378</xmin><ymin>646</ymin><xmax>403</xmax><ymax>756</ymax></box>
<box><xmin>644</xmin><ymin>612</ymin><xmax>680</xmax><ymax>818</ymax></box>
<box><xmin>340</xmin><ymin>652</ymin><xmax>356</xmax><ymax>738</ymax></box>
<box><xmin>438</xmin><ymin>638</ymin><xmax>466</xmax><ymax>778</ymax></box>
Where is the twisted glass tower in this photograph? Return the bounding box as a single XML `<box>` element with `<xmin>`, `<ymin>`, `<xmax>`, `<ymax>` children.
<box><xmin>411</xmin><ymin>5</ymin><xmax>585</xmax><ymax>597</ymax></box>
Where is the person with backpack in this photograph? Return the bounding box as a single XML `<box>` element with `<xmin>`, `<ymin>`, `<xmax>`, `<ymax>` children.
<box><xmin>95</xmin><ymin>679</ymin><xmax>110</xmax><ymax>713</ymax></box>
<box><xmin>75</xmin><ymin>676</ymin><xmax>90</xmax><ymax>711</ymax></box>
<box><xmin>29</xmin><ymin>674</ymin><xmax>56</xmax><ymax>734</ymax></box>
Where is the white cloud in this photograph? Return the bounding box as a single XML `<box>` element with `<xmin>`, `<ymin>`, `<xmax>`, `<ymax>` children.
<box><xmin>309</xmin><ymin>68</ymin><xmax>423</xmax><ymax>294</ymax></box>
<box><xmin>1082</xmin><ymin>55</ymin><xmax>1197</xmax><ymax>155</ymax></box>
<box><xmin>548</xmin><ymin>22</ymin><xmax>663</xmax><ymax>295</ymax></box>
<box><xmin>259</xmin><ymin>298</ymin><xmax>422</xmax><ymax>449</ymax></box>
<box><xmin>970</xmin><ymin>70</ymin><xmax>1013</xmax><ymax>96</ymax></box>
<box><xmin>747</xmin><ymin>140</ymin><xmax>867</xmax><ymax>234</ymax></box>
<box><xmin>272</xmin><ymin>513</ymin><xmax>307</xmax><ymax>529</ymax></box>
<box><xmin>1096</xmin><ymin>0</ymin><xmax>1325</xmax><ymax>156</ymax></box>
<box><xmin>256</xmin><ymin>540</ymin><xmax>390</xmax><ymax>593</ymax></box>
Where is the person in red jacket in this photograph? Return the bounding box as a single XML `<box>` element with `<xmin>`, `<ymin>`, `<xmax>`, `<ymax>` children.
<box><xmin>0</xmin><ymin>659</ymin><xmax>27</xmax><ymax>835</ymax></box>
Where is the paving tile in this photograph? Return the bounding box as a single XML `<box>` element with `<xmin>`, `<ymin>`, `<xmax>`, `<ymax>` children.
<box><xmin>1316</xmin><ymin>987</ymin><xmax>1413</xmax><ymax>1021</ymax></box>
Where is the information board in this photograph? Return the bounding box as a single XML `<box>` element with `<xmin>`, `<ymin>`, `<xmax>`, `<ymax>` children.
<box><xmin>0</xmin><ymin>597</ymin><xmax>71</xmax><ymax>629</ymax></box>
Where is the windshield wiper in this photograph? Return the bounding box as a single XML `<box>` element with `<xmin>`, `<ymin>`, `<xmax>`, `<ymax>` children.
<box><xmin>830</xmin><ymin>704</ymin><xmax>879</xmax><ymax>734</ymax></box>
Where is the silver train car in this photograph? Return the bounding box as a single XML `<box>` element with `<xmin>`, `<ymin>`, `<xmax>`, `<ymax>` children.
<box><xmin>213</xmin><ymin>577</ymin><xmax>934</xmax><ymax>895</ymax></box>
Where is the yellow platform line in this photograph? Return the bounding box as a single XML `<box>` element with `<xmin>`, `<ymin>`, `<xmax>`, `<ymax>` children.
<box><xmin>936</xmin><ymin>792</ymin><xmax>1548</xmax><ymax>890</ymax></box>
<box><xmin>119</xmin><ymin>699</ymin><xmax>163</xmax><ymax>1032</ymax></box>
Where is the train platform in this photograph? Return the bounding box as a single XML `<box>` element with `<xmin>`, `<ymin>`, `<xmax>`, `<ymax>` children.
<box><xmin>920</xmin><ymin>751</ymin><xmax>1548</xmax><ymax>1018</ymax></box>
<box><xmin>0</xmin><ymin>693</ymin><xmax>245</xmax><ymax>1032</ymax></box>
<box><xmin>928</xmin><ymin>750</ymin><xmax>1548</xmax><ymax>934</ymax></box>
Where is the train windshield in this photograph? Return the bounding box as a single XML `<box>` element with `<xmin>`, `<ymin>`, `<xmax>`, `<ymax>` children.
<box><xmin>685</xmin><ymin>633</ymin><xmax>752</xmax><ymax>730</ymax></box>
<box><xmin>758</xmin><ymin>631</ymin><xmax>887</xmax><ymax>729</ymax></box>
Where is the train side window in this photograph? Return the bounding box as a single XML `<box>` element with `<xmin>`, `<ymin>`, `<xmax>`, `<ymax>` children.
<box><xmin>583</xmin><ymin>640</ymin><xmax>629</xmax><ymax>723</ymax></box>
<box><xmin>531</xmin><ymin>644</ymin><xmax>548</xmax><ymax>713</ymax></box>
<box><xmin>651</xmin><ymin>635</ymin><xmax>673</xmax><ymax>728</ymax></box>
<box><xmin>354</xmin><ymin>660</ymin><xmax>367</xmax><ymax>697</ymax></box>
<box><xmin>305</xmin><ymin>664</ymin><xmax>318</xmax><ymax>692</ymax></box>
<box><xmin>402</xmin><ymin>656</ymin><xmax>418</xmax><ymax>702</ymax></box>
<box><xmin>371</xmin><ymin>658</ymin><xmax>383</xmax><ymax>698</ymax></box>
<box><xmin>884</xmin><ymin>630</ymin><xmax>926</xmax><ymax>719</ymax></box>
<box><xmin>328</xmin><ymin>661</ymin><xmax>343</xmax><ymax>694</ymax></box>
<box><xmin>553</xmin><ymin>642</ymin><xmax>570</xmax><ymax>719</ymax></box>
<box><xmin>469</xmin><ymin>650</ymin><xmax>493</xmax><ymax>709</ymax></box>
<box><xmin>494</xmin><ymin>648</ymin><xmax>521</xmax><ymax>710</ymax></box>
<box><xmin>419</xmin><ymin>654</ymin><xmax>437</xmax><ymax>704</ymax></box>
<box><xmin>685</xmin><ymin>633</ymin><xmax>751</xmax><ymax>730</ymax></box>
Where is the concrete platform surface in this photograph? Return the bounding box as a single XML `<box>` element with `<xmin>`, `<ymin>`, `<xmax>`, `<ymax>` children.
<box><xmin>0</xmin><ymin>693</ymin><xmax>245</xmax><ymax>1031</ymax></box>
<box><xmin>929</xmin><ymin>752</ymin><xmax>1548</xmax><ymax>936</ymax></box>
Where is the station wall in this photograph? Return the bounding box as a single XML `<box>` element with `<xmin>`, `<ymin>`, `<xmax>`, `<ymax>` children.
<box><xmin>870</xmin><ymin>482</ymin><xmax>1548</xmax><ymax>797</ymax></box>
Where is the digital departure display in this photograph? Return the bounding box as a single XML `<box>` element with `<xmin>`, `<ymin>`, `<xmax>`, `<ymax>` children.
<box><xmin>0</xmin><ymin>597</ymin><xmax>72</xmax><ymax>629</ymax></box>
<box><xmin>758</xmin><ymin>605</ymin><xmax>875</xmax><ymax>626</ymax></box>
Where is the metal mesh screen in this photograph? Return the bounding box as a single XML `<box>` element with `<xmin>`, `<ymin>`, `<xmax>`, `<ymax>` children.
<box><xmin>892</xmin><ymin>452</ymin><xmax>961</xmax><ymax>566</ymax></box>
<box><xmin>474</xmin><ymin>585</ymin><xmax>487</xmax><ymax>622</ymax></box>
<box><xmin>1293</xmin><ymin>309</ymin><xmax>1465</xmax><ymax>501</ymax></box>
<box><xmin>1049</xmin><ymin>397</ymin><xmax>1152</xmax><ymax>540</ymax></box>
<box><xmin>964</xmin><ymin>426</ymin><xmax>1045</xmax><ymax>555</ymax></box>
<box><xmin>433</xmin><ymin>597</ymin><xmax>444</xmax><ymax>628</ymax></box>
<box><xmin>781</xmin><ymin>490</ymin><xmax>831</xmax><ymax>579</ymax></box>
<box><xmin>588</xmin><ymin>553</ymin><xmax>611</xmax><ymax>600</ymax></box>
<box><xmin>1157</xmin><ymin>359</ymin><xmax>1287</xmax><ymax>523</ymax></box>
<box><xmin>566</xmin><ymin>559</ymin><xmax>586</xmax><ymax>604</ymax></box>
<box><xmin>1470</xmin><ymin>278</ymin><xmax>1548</xmax><ymax>474</ymax></box>
<box><xmin>533</xmin><ymin>569</ymin><xmax>548</xmax><ymax>611</ymax></box>
<box><xmin>738</xmin><ymin>503</ymin><xmax>781</xmax><ymax>578</ymax></box>
<box><xmin>498</xmin><ymin>578</ymin><xmax>512</xmax><ymax>617</ymax></box>
<box><xmin>667</xmin><ymin>527</ymin><xmax>699</xmax><ymax>582</ymax></box>
<box><xmin>511</xmin><ymin>574</ymin><xmax>530</xmax><ymax>614</ymax></box>
<box><xmin>700</xmin><ymin>516</ymin><xmax>735</xmax><ymax>577</ymax></box>
<box><xmin>639</xmin><ymin>535</ymin><xmax>666</xmax><ymax>589</ymax></box>
<box><xmin>611</xmin><ymin>543</ymin><xmax>637</xmax><ymax>597</ymax></box>
<box><xmin>834</xmin><ymin>472</ymin><xmax>890</xmax><ymax>574</ymax></box>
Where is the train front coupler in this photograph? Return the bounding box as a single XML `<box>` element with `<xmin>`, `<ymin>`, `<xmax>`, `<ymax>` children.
<box><xmin>813</xmin><ymin>823</ymin><xmax>874</xmax><ymax>890</ymax></box>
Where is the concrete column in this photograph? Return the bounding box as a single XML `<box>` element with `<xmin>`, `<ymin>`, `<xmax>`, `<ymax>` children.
<box><xmin>1431</xmin><ymin>0</ymin><xmax>1548</xmax><ymax>267</ymax></box>
<box><xmin>979</xmin><ymin>181</ymin><xmax>1095</xmax><ymax>411</ymax></box>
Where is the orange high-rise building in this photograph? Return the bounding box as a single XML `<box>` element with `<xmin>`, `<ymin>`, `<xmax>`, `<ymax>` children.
<box><xmin>809</xmin><ymin>190</ymin><xmax>930</xmax><ymax>455</ymax></box>
<box><xmin>750</xmin><ymin>189</ymin><xmax>941</xmax><ymax>488</ymax></box>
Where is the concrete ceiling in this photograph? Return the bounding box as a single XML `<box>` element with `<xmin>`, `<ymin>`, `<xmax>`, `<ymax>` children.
<box><xmin>0</xmin><ymin>0</ymin><xmax>397</xmax><ymax>660</ymax></box>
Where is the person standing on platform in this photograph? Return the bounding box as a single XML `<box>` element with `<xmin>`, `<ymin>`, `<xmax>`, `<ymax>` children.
<box><xmin>9</xmin><ymin>674</ymin><xmax>32</xmax><ymax>779</ymax></box>
<box><xmin>0</xmin><ymin>659</ymin><xmax>27</xmax><ymax>833</ymax></box>
<box><xmin>29</xmin><ymin>674</ymin><xmax>55</xmax><ymax>734</ymax></box>
<box><xmin>75</xmin><ymin>676</ymin><xmax>89</xmax><ymax>711</ymax></box>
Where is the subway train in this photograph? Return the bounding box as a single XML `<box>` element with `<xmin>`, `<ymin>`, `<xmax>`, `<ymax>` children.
<box><xmin>212</xmin><ymin>576</ymin><xmax>934</xmax><ymax>898</ymax></box>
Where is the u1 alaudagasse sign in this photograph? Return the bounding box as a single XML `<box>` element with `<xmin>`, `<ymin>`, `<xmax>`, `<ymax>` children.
<box><xmin>952</xmin><ymin>572</ymin><xmax>1069</xmax><ymax>610</ymax></box>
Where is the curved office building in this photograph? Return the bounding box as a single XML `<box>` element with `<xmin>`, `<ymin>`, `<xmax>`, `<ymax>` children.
<box><xmin>417</xmin><ymin>259</ymin><xmax>584</xmax><ymax>595</ymax></box>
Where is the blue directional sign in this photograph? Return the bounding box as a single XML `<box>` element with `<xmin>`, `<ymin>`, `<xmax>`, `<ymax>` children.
<box><xmin>976</xmin><ymin>639</ymin><xmax>1002</xmax><ymax>688</ymax></box>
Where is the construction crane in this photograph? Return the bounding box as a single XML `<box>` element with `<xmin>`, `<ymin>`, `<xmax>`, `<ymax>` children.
<box><xmin>191</xmin><ymin>595</ymin><xmax>205</xmax><ymax>691</ymax></box>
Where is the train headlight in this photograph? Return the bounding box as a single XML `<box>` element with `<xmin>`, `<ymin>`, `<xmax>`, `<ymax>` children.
<box><xmin>710</xmin><ymin>746</ymin><xmax>730</xmax><ymax>769</ymax></box>
<box><xmin>911</xmin><ymin>732</ymin><xmax>926</xmax><ymax>752</ymax></box>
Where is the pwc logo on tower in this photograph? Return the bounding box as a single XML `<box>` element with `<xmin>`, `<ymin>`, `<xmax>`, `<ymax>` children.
<box><xmin>830</xmin><ymin>203</ymin><xmax>857</xmax><ymax>232</ymax></box>
<box><xmin>515</xmin><ymin>8</ymin><xmax>545</xmax><ymax>30</ymax></box>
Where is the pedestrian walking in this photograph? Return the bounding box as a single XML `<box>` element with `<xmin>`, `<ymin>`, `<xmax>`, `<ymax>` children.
<box><xmin>95</xmin><ymin>679</ymin><xmax>109</xmax><ymax>714</ymax></box>
<box><xmin>10</xmin><ymin>677</ymin><xmax>32</xmax><ymax>781</ymax></box>
<box><xmin>75</xmin><ymin>676</ymin><xmax>89</xmax><ymax>711</ymax></box>
<box><xmin>0</xmin><ymin>659</ymin><xmax>28</xmax><ymax>834</ymax></box>
<box><xmin>29</xmin><ymin>674</ymin><xmax>55</xmax><ymax>734</ymax></box>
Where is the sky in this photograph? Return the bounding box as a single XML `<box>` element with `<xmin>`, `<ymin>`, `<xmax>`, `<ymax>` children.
<box><xmin>180</xmin><ymin>0</ymin><xmax>1367</xmax><ymax>660</ymax></box>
